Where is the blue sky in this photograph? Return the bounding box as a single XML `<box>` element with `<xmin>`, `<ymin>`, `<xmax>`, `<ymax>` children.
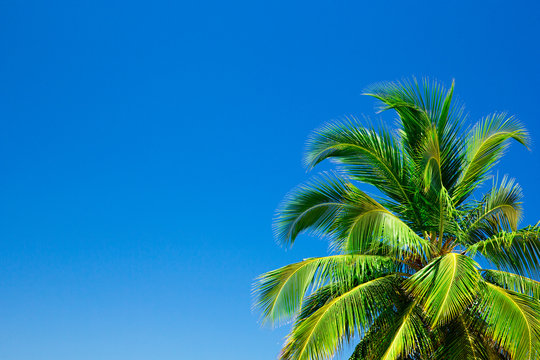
<box><xmin>1</xmin><ymin>1</ymin><xmax>539</xmax><ymax>359</ymax></box>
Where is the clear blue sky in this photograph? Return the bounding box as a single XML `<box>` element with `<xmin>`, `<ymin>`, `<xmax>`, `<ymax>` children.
<box><xmin>1</xmin><ymin>1</ymin><xmax>539</xmax><ymax>359</ymax></box>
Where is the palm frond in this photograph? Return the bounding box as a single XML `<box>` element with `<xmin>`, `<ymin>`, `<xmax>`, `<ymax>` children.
<box><xmin>378</xmin><ymin>301</ymin><xmax>432</xmax><ymax>360</ymax></box>
<box><xmin>336</xmin><ymin>192</ymin><xmax>432</xmax><ymax>260</ymax></box>
<box><xmin>295</xmin><ymin>284</ymin><xmax>338</xmax><ymax>323</ymax></box>
<box><xmin>273</xmin><ymin>172</ymin><xmax>353</xmax><ymax>246</ymax></box>
<box><xmin>462</xmin><ymin>177</ymin><xmax>523</xmax><ymax>244</ymax></box>
<box><xmin>348</xmin><ymin>305</ymin><xmax>401</xmax><ymax>360</ymax></box>
<box><xmin>253</xmin><ymin>255</ymin><xmax>401</xmax><ymax>326</ymax></box>
<box><xmin>280</xmin><ymin>275</ymin><xmax>397</xmax><ymax>360</ymax></box>
<box><xmin>482</xmin><ymin>269</ymin><xmax>540</xmax><ymax>299</ymax></box>
<box><xmin>349</xmin><ymin>298</ymin><xmax>432</xmax><ymax>360</ymax></box>
<box><xmin>417</xmin><ymin>124</ymin><xmax>443</xmax><ymax>193</ymax></box>
<box><xmin>466</xmin><ymin>225</ymin><xmax>540</xmax><ymax>277</ymax></box>
<box><xmin>431</xmin><ymin>316</ymin><xmax>490</xmax><ymax>360</ymax></box>
<box><xmin>365</xmin><ymin>78</ymin><xmax>465</xmax><ymax>163</ymax></box>
<box><xmin>405</xmin><ymin>253</ymin><xmax>480</xmax><ymax>326</ymax></box>
<box><xmin>363</xmin><ymin>78</ymin><xmax>434</xmax><ymax>156</ymax></box>
<box><xmin>304</xmin><ymin>119</ymin><xmax>418</xmax><ymax>223</ymax></box>
<box><xmin>453</xmin><ymin>113</ymin><xmax>529</xmax><ymax>203</ymax></box>
<box><xmin>474</xmin><ymin>282</ymin><xmax>540</xmax><ymax>360</ymax></box>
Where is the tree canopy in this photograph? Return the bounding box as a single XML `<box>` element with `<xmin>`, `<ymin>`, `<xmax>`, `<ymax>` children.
<box><xmin>254</xmin><ymin>78</ymin><xmax>540</xmax><ymax>360</ymax></box>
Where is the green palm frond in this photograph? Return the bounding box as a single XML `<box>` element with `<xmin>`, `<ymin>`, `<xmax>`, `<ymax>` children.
<box><xmin>281</xmin><ymin>275</ymin><xmax>397</xmax><ymax>360</ymax></box>
<box><xmin>335</xmin><ymin>193</ymin><xmax>433</xmax><ymax>261</ymax></box>
<box><xmin>365</xmin><ymin>79</ymin><xmax>465</xmax><ymax>167</ymax></box>
<box><xmin>430</xmin><ymin>316</ymin><xmax>488</xmax><ymax>360</ymax></box>
<box><xmin>405</xmin><ymin>253</ymin><xmax>480</xmax><ymax>326</ymax></box>
<box><xmin>482</xmin><ymin>269</ymin><xmax>540</xmax><ymax>299</ymax></box>
<box><xmin>347</xmin><ymin>305</ymin><xmax>401</xmax><ymax>360</ymax></box>
<box><xmin>437</xmin><ymin>83</ymin><xmax>467</xmax><ymax>194</ymax></box>
<box><xmin>453</xmin><ymin>113</ymin><xmax>529</xmax><ymax>203</ymax></box>
<box><xmin>304</xmin><ymin>120</ymin><xmax>417</xmax><ymax>220</ymax></box>
<box><xmin>474</xmin><ymin>282</ymin><xmax>540</xmax><ymax>360</ymax></box>
<box><xmin>253</xmin><ymin>254</ymin><xmax>401</xmax><ymax>326</ymax></box>
<box><xmin>467</xmin><ymin>226</ymin><xmax>540</xmax><ymax>277</ymax></box>
<box><xmin>364</xmin><ymin>78</ymin><xmax>436</xmax><ymax>144</ymax></box>
<box><xmin>377</xmin><ymin>301</ymin><xmax>432</xmax><ymax>360</ymax></box>
<box><xmin>431</xmin><ymin>314</ymin><xmax>512</xmax><ymax>360</ymax></box>
<box><xmin>273</xmin><ymin>172</ymin><xmax>353</xmax><ymax>246</ymax></box>
<box><xmin>295</xmin><ymin>284</ymin><xmax>338</xmax><ymax>323</ymax></box>
<box><xmin>349</xmin><ymin>299</ymin><xmax>433</xmax><ymax>360</ymax></box>
<box><xmin>417</xmin><ymin>124</ymin><xmax>443</xmax><ymax>193</ymax></box>
<box><xmin>462</xmin><ymin>177</ymin><xmax>523</xmax><ymax>244</ymax></box>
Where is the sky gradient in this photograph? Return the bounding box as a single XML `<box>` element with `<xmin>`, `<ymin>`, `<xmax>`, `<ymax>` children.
<box><xmin>1</xmin><ymin>1</ymin><xmax>540</xmax><ymax>359</ymax></box>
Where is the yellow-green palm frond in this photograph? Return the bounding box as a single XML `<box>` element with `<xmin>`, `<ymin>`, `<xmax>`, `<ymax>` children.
<box><xmin>482</xmin><ymin>269</ymin><xmax>540</xmax><ymax>299</ymax></box>
<box><xmin>377</xmin><ymin>301</ymin><xmax>432</xmax><ymax>360</ymax></box>
<box><xmin>467</xmin><ymin>226</ymin><xmax>540</xmax><ymax>277</ymax></box>
<box><xmin>347</xmin><ymin>305</ymin><xmax>401</xmax><ymax>360</ymax></box>
<box><xmin>273</xmin><ymin>170</ymin><xmax>432</xmax><ymax>260</ymax></box>
<box><xmin>430</xmin><ymin>315</ymin><xmax>492</xmax><ymax>360</ymax></box>
<box><xmin>474</xmin><ymin>282</ymin><xmax>540</xmax><ymax>360</ymax></box>
<box><xmin>350</xmin><ymin>299</ymin><xmax>434</xmax><ymax>360</ymax></box>
<box><xmin>417</xmin><ymin>124</ymin><xmax>443</xmax><ymax>194</ymax></box>
<box><xmin>462</xmin><ymin>177</ymin><xmax>523</xmax><ymax>244</ymax></box>
<box><xmin>336</xmin><ymin>191</ymin><xmax>433</xmax><ymax>260</ymax></box>
<box><xmin>453</xmin><ymin>113</ymin><xmax>529</xmax><ymax>204</ymax></box>
<box><xmin>280</xmin><ymin>275</ymin><xmax>397</xmax><ymax>360</ymax></box>
<box><xmin>364</xmin><ymin>78</ymin><xmax>465</xmax><ymax>181</ymax></box>
<box><xmin>405</xmin><ymin>253</ymin><xmax>480</xmax><ymax>327</ymax></box>
<box><xmin>253</xmin><ymin>254</ymin><xmax>402</xmax><ymax>326</ymax></box>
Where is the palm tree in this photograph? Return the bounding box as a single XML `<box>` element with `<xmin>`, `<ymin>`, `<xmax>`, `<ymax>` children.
<box><xmin>253</xmin><ymin>78</ymin><xmax>540</xmax><ymax>360</ymax></box>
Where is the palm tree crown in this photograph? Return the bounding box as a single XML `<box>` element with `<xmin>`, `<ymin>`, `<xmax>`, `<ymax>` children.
<box><xmin>253</xmin><ymin>78</ymin><xmax>540</xmax><ymax>360</ymax></box>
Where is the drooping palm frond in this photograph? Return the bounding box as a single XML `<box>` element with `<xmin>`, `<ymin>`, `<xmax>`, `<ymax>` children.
<box><xmin>295</xmin><ymin>284</ymin><xmax>338</xmax><ymax>323</ymax></box>
<box><xmin>466</xmin><ymin>226</ymin><xmax>540</xmax><ymax>277</ymax></box>
<box><xmin>274</xmin><ymin>170</ymin><xmax>432</xmax><ymax>258</ymax></box>
<box><xmin>304</xmin><ymin>120</ymin><xmax>418</xmax><ymax>223</ymax></box>
<box><xmin>349</xmin><ymin>300</ymin><xmax>432</xmax><ymax>360</ymax></box>
<box><xmin>253</xmin><ymin>254</ymin><xmax>402</xmax><ymax>326</ymax></box>
<box><xmin>482</xmin><ymin>269</ymin><xmax>540</xmax><ymax>299</ymax></box>
<box><xmin>462</xmin><ymin>177</ymin><xmax>523</xmax><ymax>245</ymax></box>
<box><xmin>430</xmin><ymin>316</ymin><xmax>489</xmax><ymax>360</ymax></box>
<box><xmin>335</xmin><ymin>190</ymin><xmax>432</xmax><ymax>260</ymax></box>
<box><xmin>474</xmin><ymin>282</ymin><xmax>540</xmax><ymax>360</ymax></box>
<box><xmin>347</xmin><ymin>305</ymin><xmax>401</xmax><ymax>360</ymax></box>
<box><xmin>363</xmin><ymin>78</ymin><xmax>437</xmax><ymax>155</ymax></box>
<box><xmin>273</xmin><ymin>172</ymin><xmax>353</xmax><ymax>247</ymax></box>
<box><xmin>376</xmin><ymin>301</ymin><xmax>432</xmax><ymax>360</ymax></box>
<box><xmin>280</xmin><ymin>275</ymin><xmax>397</xmax><ymax>360</ymax></box>
<box><xmin>405</xmin><ymin>253</ymin><xmax>480</xmax><ymax>327</ymax></box>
